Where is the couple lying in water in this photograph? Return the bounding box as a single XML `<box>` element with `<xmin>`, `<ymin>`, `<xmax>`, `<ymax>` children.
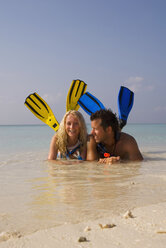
<box><xmin>48</xmin><ymin>109</ymin><xmax>143</xmax><ymax>164</ymax></box>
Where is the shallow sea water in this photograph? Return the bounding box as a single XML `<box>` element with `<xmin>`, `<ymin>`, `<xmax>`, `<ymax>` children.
<box><xmin>0</xmin><ymin>124</ymin><xmax>166</xmax><ymax>235</ymax></box>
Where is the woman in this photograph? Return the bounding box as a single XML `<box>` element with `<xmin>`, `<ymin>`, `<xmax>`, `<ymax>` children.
<box><xmin>48</xmin><ymin>110</ymin><xmax>87</xmax><ymax>161</ymax></box>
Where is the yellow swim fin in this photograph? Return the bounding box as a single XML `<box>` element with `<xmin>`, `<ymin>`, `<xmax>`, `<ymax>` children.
<box><xmin>24</xmin><ymin>92</ymin><xmax>59</xmax><ymax>131</ymax></box>
<box><xmin>66</xmin><ymin>79</ymin><xmax>87</xmax><ymax>111</ymax></box>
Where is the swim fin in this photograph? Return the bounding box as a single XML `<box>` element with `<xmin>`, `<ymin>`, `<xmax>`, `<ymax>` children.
<box><xmin>24</xmin><ymin>92</ymin><xmax>59</xmax><ymax>131</ymax></box>
<box><xmin>78</xmin><ymin>92</ymin><xmax>105</xmax><ymax>116</ymax></box>
<box><xmin>66</xmin><ymin>79</ymin><xmax>87</xmax><ymax>111</ymax></box>
<box><xmin>118</xmin><ymin>86</ymin><xmax>134</xmax><ymax>129</ymax></box>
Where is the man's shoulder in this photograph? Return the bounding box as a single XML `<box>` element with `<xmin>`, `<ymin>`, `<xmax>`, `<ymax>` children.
<box><xmin>119</xmin><ymin>132</ymin><xmax>137</xmax><ymax>144</ymax></box>
<box><xmin>116</xmin><ymin>132</ymin><xmax>143</xmax><ymax>161</ymax></box>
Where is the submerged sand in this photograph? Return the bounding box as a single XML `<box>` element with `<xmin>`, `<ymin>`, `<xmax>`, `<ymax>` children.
<box><xmin>1</xmin><ymin>148</ymin><xmax>166</xmax><ymax>247</ymax></box>
<box><xmin>0</xmin><ymin>202</ymin><xmax>166</xmax><ymax>248</ymax></box>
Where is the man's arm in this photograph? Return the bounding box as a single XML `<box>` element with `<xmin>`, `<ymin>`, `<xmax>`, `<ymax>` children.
<box><xmin>86</xmin><ymin>135</ymin><xmax>98</xmax><ymax>161</ymax></box>
<box><xmin>125</xmin><ymin>137</ymin><xmax>143</xmax><ymax>161</ymax></box>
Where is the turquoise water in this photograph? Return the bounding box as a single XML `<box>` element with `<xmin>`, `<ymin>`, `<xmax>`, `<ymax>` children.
<box><xmin>124</xmin><ymin>123</ymin><xmax>166</xmax><ymax>148</ymax></box>
<box><xmin>0</xmin><ymin>125</ymin><xmax>53</xmax><ymax>153</ymax></box>
<box><xmin>1</xmin><ymin>124</ymin><xmax>166</xmax><ymax>157</ymax></box>
<box><xmin>0</xmin><ymin>124</ymin><xmax>166</xmax><ymax>235</ymax></box>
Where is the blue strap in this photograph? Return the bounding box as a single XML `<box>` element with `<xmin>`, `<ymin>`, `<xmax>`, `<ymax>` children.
<box><xmin>66</xmin><ymin>145</ymin><xmax>83</xmax><ymax>160</ymax></box>
<box><xmin>67</xmin><ymin>145</ymin><xmax>80</xmax><ymax>155</ymax></box>
<box><xmin>97</xmin><ymin>143</ymin><xmax>107</xmax><ymax>153</ymax></box>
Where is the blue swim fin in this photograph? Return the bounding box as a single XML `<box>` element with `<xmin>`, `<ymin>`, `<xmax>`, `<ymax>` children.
<box><xmin>118</xmin><ymin>86</ymin><xmax>134</xmax><ymax>129</ymax></box>
<box><xmin>78</xmin><ymin>92</ymin><xmax>105</xmax><ymax>116</ymax></box>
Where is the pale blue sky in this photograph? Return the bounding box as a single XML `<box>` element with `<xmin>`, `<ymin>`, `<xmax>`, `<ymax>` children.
<box><xmin>0</xmin><ymin>0</ymin><xmax>166</xmax><ymax>125</ymax></box>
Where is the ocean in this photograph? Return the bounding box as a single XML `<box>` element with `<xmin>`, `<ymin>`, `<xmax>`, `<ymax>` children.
<box><xmin>0</xmin><ymin>124</ymin><xmax>166</xmax><ymax>235</ymax></box>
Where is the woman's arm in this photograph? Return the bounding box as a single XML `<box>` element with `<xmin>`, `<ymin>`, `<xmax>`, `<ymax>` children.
<box><xmin>48</xmin><ymin>134</ymin><xmax>58</xmax><ymax>160</ymax></box>
<box><xmin>80</xmin><ymin>147</ymin><xmax>87</xmax><ymax>161</ymax></box>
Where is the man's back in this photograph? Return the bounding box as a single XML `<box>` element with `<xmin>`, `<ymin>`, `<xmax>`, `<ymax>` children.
<box><xmin>114</xmin><ymin>132</ymin><xmax>143</xmax><ymax>161</ymax></box>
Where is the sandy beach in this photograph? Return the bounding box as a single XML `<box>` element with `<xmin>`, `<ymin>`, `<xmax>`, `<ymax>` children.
<box><xmin>0</xmin><ymin>201</ymin><xmax>166</xmax><ymax>248</ymax></box>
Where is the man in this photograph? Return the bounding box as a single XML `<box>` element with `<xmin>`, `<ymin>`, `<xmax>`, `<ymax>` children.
<box><xmin>87</xmin><ymin>109</ymin><xmax>143</xmax><ymax>163</ymax></box>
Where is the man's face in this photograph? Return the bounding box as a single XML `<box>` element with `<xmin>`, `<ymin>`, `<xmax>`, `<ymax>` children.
<box><xmin>91</xmin><ymin>119</ymin><xmax>108</xmax><ymax>143</ymax></box>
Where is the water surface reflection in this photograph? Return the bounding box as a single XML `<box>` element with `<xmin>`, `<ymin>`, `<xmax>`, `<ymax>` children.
<box><xmin>30</xmin><ymin>161</ymin><xmax>141</xmax><ymax>224</ymax></box>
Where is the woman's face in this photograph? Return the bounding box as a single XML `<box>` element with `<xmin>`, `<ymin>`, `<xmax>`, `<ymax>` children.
<box><xmin>65</xmin><ymin>114</ymin><xmax>80</xmax><ymax>139</ymax></box>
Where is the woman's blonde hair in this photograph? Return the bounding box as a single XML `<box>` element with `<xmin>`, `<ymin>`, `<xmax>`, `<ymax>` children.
<box><xmin>56</xmin><ymin>110</ymin><xmax>87</xmax><ymax>155</ymax></box>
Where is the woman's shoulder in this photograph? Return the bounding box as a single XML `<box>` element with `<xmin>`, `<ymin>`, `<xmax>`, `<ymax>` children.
<box><xmin>51</xmin><ymin>133</ymin><xmax>58</xmax><ymax>143</ymax></box>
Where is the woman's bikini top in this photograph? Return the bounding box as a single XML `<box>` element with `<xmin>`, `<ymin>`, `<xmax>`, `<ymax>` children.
<box><xmin>58</xmin><ymin>140</ymin><xmax>83</xmax><ymax>160</ymax></box>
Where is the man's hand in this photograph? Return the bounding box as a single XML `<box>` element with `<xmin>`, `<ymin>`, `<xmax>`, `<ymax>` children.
<box><xmin>98</xmin><ymin>156</ymin><xmax>120</xmax><ymax>165</ymax></box>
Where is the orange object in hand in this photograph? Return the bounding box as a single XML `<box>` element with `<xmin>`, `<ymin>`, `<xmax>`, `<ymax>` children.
<box><xmin>104</xmin><ymin>153</ymin><xmax>110</xmax><ymax>158</ymax></box>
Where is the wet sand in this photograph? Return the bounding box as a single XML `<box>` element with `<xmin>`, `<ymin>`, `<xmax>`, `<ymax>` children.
<box><xmin>0</xmin><ymin>202</ymin><xmax>166</xmax><ymax>248</ymax></box>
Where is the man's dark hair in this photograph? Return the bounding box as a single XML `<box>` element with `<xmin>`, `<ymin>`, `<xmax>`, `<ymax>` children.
<box><xmin>90</xmin><ymin>109</ymin><xmax>120</xmax><ymax>135</ymax></box>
